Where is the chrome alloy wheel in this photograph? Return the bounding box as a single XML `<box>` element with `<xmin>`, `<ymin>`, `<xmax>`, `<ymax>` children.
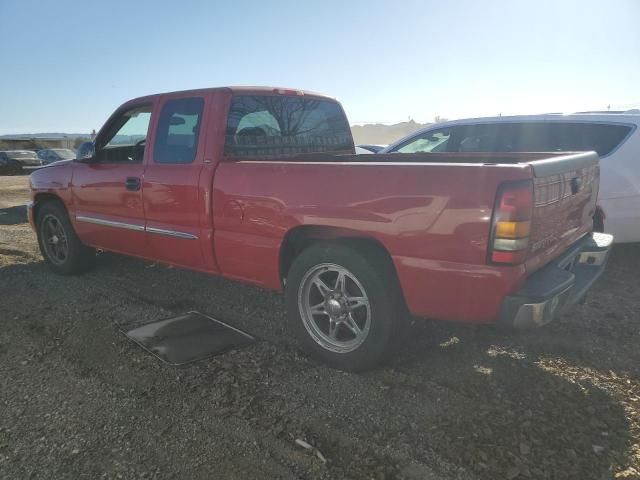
<box><xmin>298</xmin><ymin>263</ymin><xmax>371</xmax><ymax>353</ymax></box>
<box><xmin>41</xmin><ymin>213</ymin><xmax>69</xmax><ymax>266</ymax></box>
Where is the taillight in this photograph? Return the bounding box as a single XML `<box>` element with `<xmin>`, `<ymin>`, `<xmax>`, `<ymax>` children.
<box><xmin>489</xmin><ymin>180</ymin><xmax>533</xmax><ymax>265</ymax></box>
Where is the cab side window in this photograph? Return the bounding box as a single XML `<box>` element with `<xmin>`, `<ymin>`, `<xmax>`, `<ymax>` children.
<box><xmin>154</xmin><ymin>97</ymin><xmax>204</xmax><ymax>164</ymax></box>
<box><xmin>95</xmin><ymin>104</ymin><xmax>153</xmax><ymax>163</ymax></box>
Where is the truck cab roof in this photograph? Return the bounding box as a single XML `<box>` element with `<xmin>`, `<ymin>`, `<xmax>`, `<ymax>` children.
<box><xmin>125</xmin><ymin>86</ymin><xmax>335</xmax><ymax>105</ymax></box>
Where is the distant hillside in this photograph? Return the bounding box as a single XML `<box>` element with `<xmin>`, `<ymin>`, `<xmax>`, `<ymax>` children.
<box><xmin>350</xmin><ymin>120</ymin><xmax>431</xmax><ymax>145</ymax></box>
<box><xmin>0</xmin><ymin>133</ymin><xmax>89</xmax><ymax>139</ymax></box>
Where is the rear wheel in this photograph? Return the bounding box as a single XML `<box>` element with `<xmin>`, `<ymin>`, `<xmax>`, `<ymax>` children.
<box><xmin>36</xmin><ymin>201</ymin><xmax>95</xmax><ymax>275</ymax></box>
<box><xmin>285</xmin><ymin>242</ymin><xmax>402</xmax><ymax>371</ymax></box>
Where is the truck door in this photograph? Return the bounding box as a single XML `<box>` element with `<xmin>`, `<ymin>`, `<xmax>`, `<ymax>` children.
<box><xmin>142</xmin><ymin>93</ymin><xmax>210</xmax><ymax>269</ymax></box>
<box><xmin>71</xmin><ymin>102</ymin><xmax>153</xmax><ymax>257</ymax></box>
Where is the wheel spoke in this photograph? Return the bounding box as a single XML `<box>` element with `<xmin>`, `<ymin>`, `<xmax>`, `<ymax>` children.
<box><xmin>313</xmin><ymin>277</ymin><xmax>332</xmax><ymax>296</ymax></box>
<box><xmin>328</xmin><ymin>320</ymin><xmax>338</xmax><ymax>339</ymax></box>
<box><xmin>334</xmin><ymin>271</ymin><xmax>346</xmax><ymax>293</ymax></box>
<box><xmin>45</xmin><ymin>222</ymin><xmax>56</xmax><ymax>238</ymax></box>
<box><xmin>344</xmin><ymin>315</ymin><xmax>362</xmax><ymax>336</ymax></box>
<box><xmin>310</xmin><ymin>302</ymin><xmax>328</xmax><ymax>316</ymax></box>
<box><xmin>346</xmin><ymin>296</ymin><xmax>369</xmax><ymax>311</ymax></box>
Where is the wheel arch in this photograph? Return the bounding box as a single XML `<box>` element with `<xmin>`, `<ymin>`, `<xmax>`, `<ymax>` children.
<box><xmin>33</xmin><ymin>193</ymin><xmax>67</xmax><ymax>222</ymax></box>
<box><xmin>279</xmin><ymin>225</ymin><xmax>406</xmax><ymax>307</ymax></box>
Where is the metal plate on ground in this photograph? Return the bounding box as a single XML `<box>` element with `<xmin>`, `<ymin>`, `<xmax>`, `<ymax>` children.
<box><xmin>122</xmin><ymin>311</ymin><xmax>255</xmax><ymax>365</ymax></box>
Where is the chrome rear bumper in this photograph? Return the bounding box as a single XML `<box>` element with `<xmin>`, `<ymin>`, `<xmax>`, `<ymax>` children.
<box><xmin>499</xmin><ymin>232</ymin><xmax>613</xmax><ymax>328</ymax></box>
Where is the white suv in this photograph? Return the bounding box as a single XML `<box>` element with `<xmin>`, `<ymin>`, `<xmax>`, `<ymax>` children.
<box><xmin>381</xmin><ymin>112</ymin><xmax>640</xmax><ymax>243</ymax></box>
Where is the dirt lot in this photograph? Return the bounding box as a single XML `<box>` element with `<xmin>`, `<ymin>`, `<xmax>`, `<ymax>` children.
<box><xmin>1</xmin><ymin>174</ymin><xmax>639</xmax><ymax>480</ymax></box>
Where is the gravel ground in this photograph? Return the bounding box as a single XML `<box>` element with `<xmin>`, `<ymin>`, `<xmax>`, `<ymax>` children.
<box><xmin>0</xmin><ymin>174</ymin><xmax>639</xmax><ymax>480</ymax></box>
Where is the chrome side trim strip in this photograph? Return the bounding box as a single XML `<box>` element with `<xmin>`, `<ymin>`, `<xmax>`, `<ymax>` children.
<box><xmin>146</xmin><ymin>226</ymin><xmax>198</xmax><ymax>240</ymax></box>
<box><xmin>75</xmin><ymin>215</ymin><xmax>198</xmax><ymax>239</ymax></box>
<box><xmin>75</xmin><ymin>215</ymin><xmax>145</xmax><ymax>232</ymax></box>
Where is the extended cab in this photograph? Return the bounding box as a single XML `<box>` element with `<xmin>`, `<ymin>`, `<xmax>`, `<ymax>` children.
<box><xmin>28</xmin><ymin>87</ymin><xmax>613</xmax><ymax>371</ymax></box>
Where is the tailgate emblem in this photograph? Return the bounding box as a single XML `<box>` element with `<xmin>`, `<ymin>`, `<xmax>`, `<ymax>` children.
<box><xmin>571</xmin><ymin>177</ymin><xmax>582</xmax><ymax>194</ymax></box>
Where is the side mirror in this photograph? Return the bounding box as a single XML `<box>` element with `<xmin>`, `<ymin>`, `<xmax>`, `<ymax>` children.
<box><xmin>75</xmin><ymin>141</ymin><xmax>95</xmax><ymax>162</ymax></box>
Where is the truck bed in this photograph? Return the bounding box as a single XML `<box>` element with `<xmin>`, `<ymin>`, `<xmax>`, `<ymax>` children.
<box><xmin>213</xmin><ymin>151</ymin><xmax>599</xmax><ymax>322</ymax></box>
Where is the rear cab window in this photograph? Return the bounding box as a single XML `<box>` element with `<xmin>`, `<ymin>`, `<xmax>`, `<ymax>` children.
<box><xmin>224</xmin><ymin>94</ymin><xmax>353</xmax><ymax>157</ymax></box>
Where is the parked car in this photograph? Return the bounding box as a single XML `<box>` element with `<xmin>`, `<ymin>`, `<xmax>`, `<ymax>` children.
<box><xmin>355</xmin><ymin>146</ymin><xmax>375</xmax><ymax>154</ymax></box>
<box><xmin>2</xmin><ymin>150</ymin><xmax>42</xmax><ymax>168</ymax></box>
<box><xmin>381</xmin><ymin>112</ymin><xmax>640</xmax><ymax>243</ymax></box>
<box><xmin>28</xmin><ymin>87</ymin><xmax>612</xmax><ymax>371</ymax></box>
<box><xmin>0</xmin><ymin>151</ymin><xmax>24</xmax><ymax>175</ymax></box>
<box><xmin>356</xmin><ymin>144</ymin><xmax>385</xmax><ymax>153</ymax></box>
<box><xmin>37</xmin><ymin>148</ymin><xmax>77</xmax><ymax>165</ymax></box>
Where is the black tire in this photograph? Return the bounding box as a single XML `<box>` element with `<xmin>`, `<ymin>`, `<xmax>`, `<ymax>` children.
<box><xmin>593</xmin><ymin>211</ymin><xmax>604</xmax><ymax>233</ymax></box>
<box><xmin>36</xmin><ymin>201</ymin><xmax>95</xmax><ymax>275</ymax></box>
<box><xmin>285</xmin><ymin>242</ymin><xmax>403</xmax><ymax>372</ymax></box>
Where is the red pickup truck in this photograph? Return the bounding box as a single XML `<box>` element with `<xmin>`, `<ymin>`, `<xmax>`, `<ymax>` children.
<box><xmin>28</xmin><ymin>86</ymin><xmax>613</xmax><ymax>370</ymax></box>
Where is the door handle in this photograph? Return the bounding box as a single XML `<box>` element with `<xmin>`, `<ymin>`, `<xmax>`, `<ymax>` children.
<box><xmin>125</xmin><ymin>177</ymin><xmax>141</xmax><ymax>191</ymax></box>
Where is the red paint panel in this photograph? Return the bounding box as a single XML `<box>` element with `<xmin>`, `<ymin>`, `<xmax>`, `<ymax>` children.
<box><xmin>212</xmin><ymin>160</ymin><xmax>533</xmax><ymax>319</ymax></box>
<box><xmin>141</xmin><ymin>92</ymin><xmax>213</xmax><ymax>269</ymax></box>
<box><xmin>71</xmin><ymin>162</ymin><xmax>147</xmax><ymax>256</ymax></box>
<box><xmin>393</xmin><ymin>255</ymin><xmax>526</xmax><ymax>322</ymax></box>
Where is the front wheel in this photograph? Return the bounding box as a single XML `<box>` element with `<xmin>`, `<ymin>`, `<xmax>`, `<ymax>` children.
<box><xmin>285</xmin><ymin>242</ymin><xmax>402</xmax><ymax>371</ymax></box>
<box><xmin>36</xmin><ymin>201</ymin><xmax>95</xmax><ymax>275</ymax></box>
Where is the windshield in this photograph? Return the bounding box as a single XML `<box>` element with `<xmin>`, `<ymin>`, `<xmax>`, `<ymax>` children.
<box><xmin>51</xmin><ymin>149</ymin><xmax>76</xmax><ymax>159</ymax></box>
<box><xmin>5</xmin><ymin>151</ymin><xmax>37</xmax><ymax>159</ymax></box>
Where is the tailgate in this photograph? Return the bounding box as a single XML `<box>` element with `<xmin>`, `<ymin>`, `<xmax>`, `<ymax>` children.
<box><xmin>526</xmin><ymin>152</ymin><xmax>600</xmax><ymax>272</ymax></box>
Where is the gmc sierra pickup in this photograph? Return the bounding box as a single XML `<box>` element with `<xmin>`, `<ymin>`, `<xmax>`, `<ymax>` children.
<box><xmin>28</xmin><ymin>86</ymin><xmax>613</xmax><ymax>371</ymax></box>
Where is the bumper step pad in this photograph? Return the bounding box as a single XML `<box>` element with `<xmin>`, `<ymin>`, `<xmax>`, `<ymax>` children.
<box><xmin>499</xmin><ymin>232</ymin><xmax>614</xmax><ymax>328</ymax></box>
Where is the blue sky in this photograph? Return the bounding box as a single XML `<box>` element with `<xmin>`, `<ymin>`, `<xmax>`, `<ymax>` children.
<box><xmin>1</xmin><ymin>0</ymin><xmax>638</xmax><ymax>134</ymax></box>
